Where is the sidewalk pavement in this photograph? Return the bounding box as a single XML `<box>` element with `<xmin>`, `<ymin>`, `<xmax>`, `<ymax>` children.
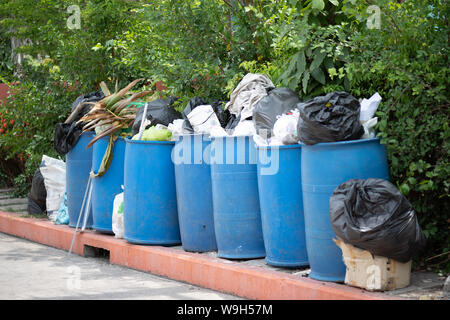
<box><xmin>0</xmin><ymin>188</ymin><xmax>446</xmax><ymax>300</ymax></box>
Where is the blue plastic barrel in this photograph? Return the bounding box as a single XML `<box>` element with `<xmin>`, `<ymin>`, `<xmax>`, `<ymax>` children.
<box><xmin>210</xmin><ymin>135</ymin><xmax>265</xmax><ymax>259</ymax></box>
<box><xmin>91</xmin><ymin>136</ymin><xmax>126</xmax><ymax>233</ymax></box>
<box><xmin>173</xmin><ymin>134</ymin><xmax>217</xmax><ymax>252</ymax></box>
<box><xmin>123</xmin><ymin>138</ymin><xmax>180</xmax><ymax>245</ymax></box>
<box><xmin>257</xmin><ymin>144</ymin><xmax>309</xmax><ymax>268</ymax></box>
<box><xmin>66</xmin><ymin>131</ymin><xmax>95</xmax><ymax>228</ymax></box>
<box><xmin>301</xmin><ymin>138</ymin><xmax>390</xmax><ymax>282</ymax></box>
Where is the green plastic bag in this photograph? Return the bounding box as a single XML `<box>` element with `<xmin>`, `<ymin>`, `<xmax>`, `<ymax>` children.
<box><xmin>132</xmin><ymin>126</ymin><xmax>172</xmax><ymax>141</ymax></box>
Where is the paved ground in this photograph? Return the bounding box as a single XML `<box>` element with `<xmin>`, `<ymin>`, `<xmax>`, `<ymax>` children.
<box><xmin>0</xmin><ymin>233</ymin><xmax>241</xmax><ymax>300</ymax></box>
<box><xmin>0</xmin><ymin>188</ymin><xmax>447</xmax><ymax>300</ymax></box>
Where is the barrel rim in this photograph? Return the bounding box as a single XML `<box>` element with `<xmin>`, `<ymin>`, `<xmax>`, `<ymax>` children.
<box><xmin>174</xmin><ymin>133</ymin><xmax>212</xmax><ymax>142</ymax></box>
<box><xmin>81</xmin><ymin>131</ymin><xmax>96</xmax><ymax>137</ymax></box>
<box><xmin>92</xmin><ymin>135</ymin><xmax>126</xmax><ymax>142</ymax></box>
<box><xmin>124</xmin><ymin>136</ymin><xmax>175</xmax><ymax>145</ymax></box>
<box><xmin>256</xmin><ymin>144</ymin><xmax>301</xmax><ymax>150</ymax></box>
<box><xmin>210</xmin><ymin>134</ymin><xmax>253</xmax><ymax>141</ymax></box>
<box><xmin>301</xmin><ymin>137</ymin><xmax>381</xmax><ymax>148</ymax></box>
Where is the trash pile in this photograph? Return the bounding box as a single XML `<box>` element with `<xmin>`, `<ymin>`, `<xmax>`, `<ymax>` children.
<box><xmin>133</xmin><ymin>73</ymin><xmax>381</xmax><ymax>147</ymax></box>
<box><xmin>329</xmin><ymin>178</ymin><xmax>426</xmax><ymax>263</ymax></box>
<box><xmin>28</xmin><ymin>155</ymin><xmax>68</xmax><ymax>224</ymax></box>
<box><xmin>329</xmin><ymin>178</ymin><xmax>427</xmax><ymax>290</ymax></box>
<box><xmin>18</xmin><ymin>72</ymin><xmax>427</xmax><ymax>293</ymax></box>
<box><xmin>253</xmin><ymin>90</ymin><xmax>382</xmax><ymax>146</ymax></box>
<box><xmin>127</xmin><ymin>73</ymin><xmax>384</xmax><ymax>145</ymax></box>
<box><xmin>54</xmin><ymin>91</ymin><xmax>104</xmax><ymax>156</ymax></box>
<box><xmin>131</xmin><ymin>97</ymin><xmax>181</xmax><ymax>136</ymax></box>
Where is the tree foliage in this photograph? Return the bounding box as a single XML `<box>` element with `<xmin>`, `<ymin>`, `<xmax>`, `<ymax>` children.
<box><xmin>0</xmin><ymin>0</ymin><xmax>448</xmax><ymax>271</ymax></box>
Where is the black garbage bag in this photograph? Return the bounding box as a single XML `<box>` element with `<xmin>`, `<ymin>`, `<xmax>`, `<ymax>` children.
<box><xmin>181</xmin><ymin>97</ymin><xmax>208</xmax><ymax>133</ymax></box>
<box><xmin>27</xmin><ymin>169</ymin><xmax>47</xmax><ymax>215</ymax></box>
<box><xmin>329</xmin><ymin>178</ymin><xmax>427</xmax><ymax>263</ymax></box>
<box><xmin>54</xmin><ymin>91</ymin><xmax>104</xmax><ymax>155</ymax></box>
<box><xmin>224</xmin><ymin>114</ymin><xmax>241</xmax><ymax>132</ymax></box>
<box><xmin>131</xmin><ymin>97</ymin><xmax>182</xmax><ymax>135</ymax></box>
<box><xmin>211</xmin><ymin>100</ymin><xmax>232</xmax><ymax>128</ymax></box>
<box><xmin>253</xmin><ymin>87</ymin><xmax>300</xmax><ymax>137</ymax></box>
<box><xmin>297</xmin><ymin>91</ymin><xmax>364</xmax><ymax>145</ymax></box>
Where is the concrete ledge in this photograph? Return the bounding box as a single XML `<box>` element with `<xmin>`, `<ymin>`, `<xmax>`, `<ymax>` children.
<box><xmin>0</xmin><ymin>211</ymin><xmax>398</xmax><ymax>300</ymax></box>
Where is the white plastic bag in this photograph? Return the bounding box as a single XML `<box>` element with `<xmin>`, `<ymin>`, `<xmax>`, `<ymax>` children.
<box><xmin>167</xmin><ymin>119</ymin><xmax>186</xmax><ymax>137</ymax></box>
<box><xmin>271</xmin><ymin>109</ymin><xmax>300</xmax><ymax>145</ymax></box>
<box><xmin>112</xmin><ymin>192</ymin><xmax>124</xmax><ymax>239</ymax></box>
<box><xmin>39</xmin><ymin>155</ymin><xmax>66</xmax><ymax>222</ymax></box>
<box><xmin>187</xmin><ymin>104</ymin><xmax>222</xmax><ymax>135</ymax></box>
<box><xmin>232</xmin><ymin>120</ymin><xmax>257</xmax><ymax>136</ymax></box>
<box><xmin>361</xmin><ymin>117</ymin><xmax>378</xmax><ymax>139</ymax></box>
<box><xmin>360</xmin><ymin>93</ymin><xmax>382</xmax><ymax>122</ymax></box>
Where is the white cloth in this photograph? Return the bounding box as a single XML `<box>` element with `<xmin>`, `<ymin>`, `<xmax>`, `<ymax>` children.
<box><xmin>225</xmin><ymin>73</ymin><xmax>275</xmax><ymax>121</ymax></box>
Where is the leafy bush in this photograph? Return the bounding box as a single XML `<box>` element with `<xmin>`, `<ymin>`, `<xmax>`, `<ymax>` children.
<box><xmin>0</xmin><ymin>62</ymin><xmax>80</xmax><ymax>196</ymax></box>
<box><xmin>0</xmin><ymin>0</ymin><xmax>448</xmax><ymax>271</ymax></box>
<box><xmin>345</xmin><ymin>0</ymin><xmax>449</xmax><ymax>272</ymax></box>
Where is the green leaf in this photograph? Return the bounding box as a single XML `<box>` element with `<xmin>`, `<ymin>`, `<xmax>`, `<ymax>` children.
<box><xmin>399</xmin><ymin>183</ymin><xmax>410</xmax><ymax>196</ymax></box>
<box><xmin>296</xmin><ymin>50</ymin><xmax>307</xmax><ymax>76</ymax></box>
<box><xmin>302</xmin><ymin>71</ymin><xmax>310</xmax><ymax>94</ymax></box>
<box><xmin>311</xmin><ymin>67</ymin><xmax>326</xmax><ymax>84</ymax></box>
<box><xmin>323</xmin><ymin>57</ymin><xmax>334</xmax><ymax>70</ymax></box>
<box><xmin>312</xmin><ymin>0</ymin><xmax>325</xmax><ymax>11</ymax></box>
<box><xmin>329</xmin><ymin>0</ymin><xmax>339</xmax><ymax>6</ymax></box>
<box><xmin>328</xmin><ymin>67</ymin><xmax>338</xmax><ymax>79</ymax></box>
<box><xmin>310</xmin><ymin>49</ymin><xmax>327</xmax><ymax>71</ymax></box>
<box><xmin>279</xmin><ymin>52</ymin><xmax>300</xmax><ymax>84</ymax></box>
<box><xmin>287</xmin><ymin>76</ymin><xmax>298</xmax><ymax>91</ymax></box>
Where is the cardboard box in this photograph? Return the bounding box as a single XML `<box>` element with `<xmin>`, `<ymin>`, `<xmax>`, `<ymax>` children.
<box><xmin>334</xmin><ymin>238</ymin><xmax>412</xmax><ymax>291</ymax></box>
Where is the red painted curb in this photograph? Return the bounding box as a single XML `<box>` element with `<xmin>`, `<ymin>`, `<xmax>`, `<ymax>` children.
<box><xmin>0</xmin><ymin>211</ymin><xmax>399</xmax><ymax>300</ymax></box>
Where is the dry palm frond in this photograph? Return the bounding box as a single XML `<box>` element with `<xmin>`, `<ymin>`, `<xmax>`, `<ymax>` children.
<box><xmin>78</xmin><ymin>78</ymin><xmax>152</xmax><ymax>175</ymax></box>
<box><xmin>79</xmin><ymin>78</ymin><xmax>151</xmax><ymax>148</ymax></box>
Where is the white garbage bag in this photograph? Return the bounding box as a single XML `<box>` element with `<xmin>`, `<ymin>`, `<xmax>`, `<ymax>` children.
<box><xmin>112</xmin><ymin>192</ymin><xmax>124</xmax><ymax>239</ymax></box>
<box><xmin>39</xmin><ymin>155</ymin><xmax>66</xmax><ymax>222</ymax></box>
<box><xmin>361</xmin><ymin>117</ymin><xmax>379</xmax><ymax>139</ymax></box>
<box><xmin>167</xmin><ymin>119</ymin><xmax>186</xmax><ymax>137</ymax></box>
<box><xmin>271</xmin><ymin>109</ymin><xmax>300</xmax><ymax>145</ymax></box>
<box><xmin>232</xmin><ymin>120</ymin><xmax>257</xmax><ymax>137</ymax></box>
<box><xmin>186</xmin><ymin>104</ymin><xmax>222</xmax><ymax>135</ymax></box>
<box><xmin>360</xmin><ymin>92</ymin><xmax>382</xmax><ymax>122</ymax></box>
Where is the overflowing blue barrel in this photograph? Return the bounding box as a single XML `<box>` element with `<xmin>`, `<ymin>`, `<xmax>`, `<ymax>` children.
<box><xmin>173</xmin><ymin>134</ymin><xmax>217</xmax><ymax>252</ymax></box>
<box><xmin>66</xmin><ymin>131</ymin><xmax>95</xmax><ymax>228</ymax></box>
<box><xmin>301</xmin><ymin>138</ymin><xmax>390</xmax><ymax>282</ymax></box>
<box><xmin>123</xmin><ymin>138</ymin><xmax>180</xmax><ymax>245</ymax></box>
<box><xmin>257</xmin><ymin>145</ymin><xmax>309</xmax><ymax>267</ymax></box>
<box><xmin>210</xmin><ymin>135</ymin><xmax>265</xmax><ymax>259</ymax></box>
<box><xmin>91</xmin><ymin>136</ymin><xmax>126</xmax><ymax>233</ymax></box>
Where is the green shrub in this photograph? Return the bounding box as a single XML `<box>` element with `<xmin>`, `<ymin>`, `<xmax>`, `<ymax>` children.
<box><xmin>345</xmin><ymin>1</ymin><xmax>449</xmax><ymax>272</ymax></box>
<box><xmin>0</xmin><ymin>61</ymin><xmax>80</xmax><ymax>196</ymax></box>
<box><xmin>0</xmin><ymin>0</ymin><xmax>448</xmax><ymax>271</ymax></box>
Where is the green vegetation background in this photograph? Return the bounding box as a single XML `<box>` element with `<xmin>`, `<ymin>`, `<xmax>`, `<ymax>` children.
<box><xmin>0</xmin><ymin>0</ymin><xmax>448</xmax><ymax>272</ymax></box>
